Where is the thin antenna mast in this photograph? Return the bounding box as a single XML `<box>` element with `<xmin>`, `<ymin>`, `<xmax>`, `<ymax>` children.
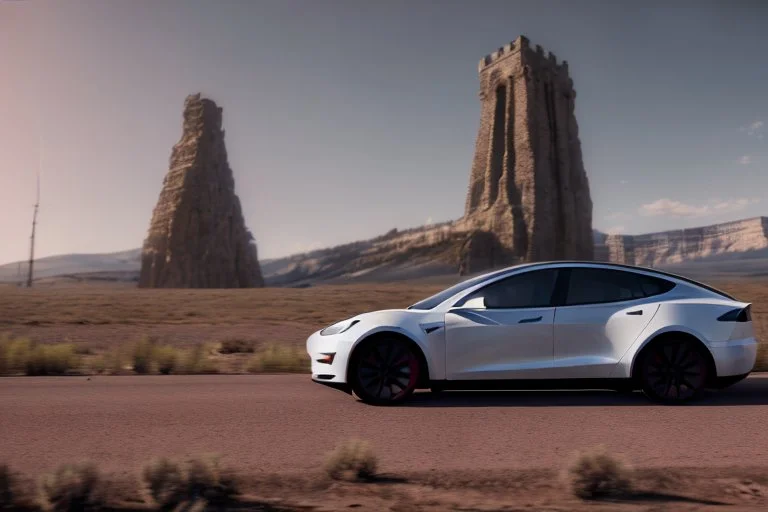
<box><xmin>26</xmin><ymin>143</ymin><xmax>41</xmax><ymax>288</ymax></box>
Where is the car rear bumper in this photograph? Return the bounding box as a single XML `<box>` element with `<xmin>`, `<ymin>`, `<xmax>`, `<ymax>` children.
<box><xmin>306</xmin><ymin>331</ymin><xmax>354</xmax><ymax>384</ymax></box>
<box><xmin>709</xmin><ymin>336</ymin><xmax>758</xmax><ymax>377</ymax></box>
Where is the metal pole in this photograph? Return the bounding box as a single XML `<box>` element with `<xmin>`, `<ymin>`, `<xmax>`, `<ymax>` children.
<box><xmin>26</xmin><ymin>175</ymin><xmax>40</xmax><ymax>288</ymax></box>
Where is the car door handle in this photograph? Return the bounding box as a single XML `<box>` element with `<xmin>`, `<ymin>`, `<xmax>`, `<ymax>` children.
<box><xmin>519</xmin><ymin>316</ymin><xmax>543</xmax><ymax>324</ymax></box>
<box><xmin>627</xmin><ymin>310</ymin><xmax>643</xmax><ymax>316</ymax></box>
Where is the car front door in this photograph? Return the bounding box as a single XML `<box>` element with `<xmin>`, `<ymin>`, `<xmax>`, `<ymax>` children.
<box><xmin>552</xmin><ymin>267</ymin><xmax>672</xmax><ymax>378</ymax></box>
<box><xmin>445</xmin><ymin>268</ymin><xmax>561</xmax><ymax>380</ymax></box>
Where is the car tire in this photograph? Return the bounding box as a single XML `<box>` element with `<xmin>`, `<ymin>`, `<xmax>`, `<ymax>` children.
<box><xmin>640</xmin><ymin>338</ymin><xmax>709</xmax><ymax>404</ymax></box>
<box><xmin>349</xmin><ymin>337</ymin><xmax>420</xmax><ymax>406</ymax></box>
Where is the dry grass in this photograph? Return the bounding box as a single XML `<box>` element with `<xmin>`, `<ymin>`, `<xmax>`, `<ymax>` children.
<box><xmin>142</xmin><ymin>455</ymin><xmax>238</xmax><ymax>509</ymax></box>
<box><xmin>142</xmin><ymin>458</ymin><xmax>185</xmax><ymax>509</ymax></box>
<box><xmin>39</xmin><ymin>462</ymin><xmax>102</xmax><ymax>511</ymax></box>
<box><xmin>0</xmin><ymin>336</ymin><xmax>78</xmax><ymax>376</ymax></box>
<box><xmin>0</xmin><ymin>464</ymin><xmax>15</xmax><ymax>509</ymax></box>
<box><xmin>564</xmin><ymin>446</ymin><xmax>632</xmax><ymax>500</ymax></box>
<box><xmin>324</xmin><ymin>440</ymin><xmax>378</xmax><ymax>482</ymax></box>
<box><xmin>247</xmin><ymin>343</ymin><xmax>309</xmax><ymax>373</ymax></box>
<box><xmin>0</xmin><ymin>279</ymin><xmax>767</xmax><ymax>373</ymax></box>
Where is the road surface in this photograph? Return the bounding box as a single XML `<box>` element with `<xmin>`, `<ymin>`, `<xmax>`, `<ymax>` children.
<box><xmin>1</xmin><ymin>375</ymin><xmax>767</xmax><ymax>477</ymax></box>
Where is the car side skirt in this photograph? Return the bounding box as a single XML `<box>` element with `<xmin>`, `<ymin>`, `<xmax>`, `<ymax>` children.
<box><xmin>431</xmin><ymin>378</ymin><xmax>637</xmax><ymax>391</ymax></box>
<box><xmin>430</xmin><ymin>375</ymin><xmax>751</xmax><ymax>392</ymax></box>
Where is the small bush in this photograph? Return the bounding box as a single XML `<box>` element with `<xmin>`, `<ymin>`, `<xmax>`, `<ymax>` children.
<box><xmin>324</xmin><ymin>439</ymin><xmax>378</xmax><ymax>482</ymax></box>
<box><xmin>218</xmin><ymin>338</ymin><xmax>255</xmax><ymax>354</ymax></box>
<box><xmin>180</xmin><ymin>344</ymin><xmax>217</xmax><ymax>374</ymax></box>
<box><xmin>0</xmin><ymin>336</ymin><xmax>35</xmax><ymax>375</ymax></box>
<box><xmin>0</xmin><ymin>464</ymin><xmax>16</xmax><ymax>509</ymax></box>
<box><xmin>25</xmin><ymin>344</ymin><xmax>78</xmax><ymax>376</ymax></box>
<box><xmin>142</xmin><ymin>455</ymin><xmax>237</xmax><ymax>509</ymax></box>
<box><xmin>142</xmin><ymin>458</ymin><xmax>185</xmax><ymax>509</ymax></box>
<box><xmin>564</xmin><ymin>446</ymin><xmax>632</xmax><ymax>500</ymax></box>
<box><xmin>154</xmin><ymin>346</ymin><xmax>179</xmax><ymax>375</ymax></box>
<box><xmin>247</xmin><ymin>344</ymin><xmax>308</xmax><ymax>373</ymax></box>
<box><xmin>94</xmin><ymin>346</ymin><xmax>126</xmax><ymax>375</ymax></box>
<box><xmin>185</xmin><ymin>455</ymin><xmax>238</xmax><ymax>505</ymax></box>
<box><xmin>132</xmin><ymin>337</ymin><xmax>155</xmax><ymax>374</ymax></box>
<box><xmin>39</xmin><ymin>462</ymin><xmax>102</xmax><ymax>511</ymax></box>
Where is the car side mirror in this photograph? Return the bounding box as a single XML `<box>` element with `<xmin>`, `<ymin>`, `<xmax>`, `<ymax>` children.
<box><xmin>461</xmin><ymin>296</ymin><xmax>486</xmax><ymax>309</ymax></box>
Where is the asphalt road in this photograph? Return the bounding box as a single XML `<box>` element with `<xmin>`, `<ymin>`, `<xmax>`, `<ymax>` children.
<box><xmin>1</xmin><ymin>374</ymin><xmax>767</xmax><ymax>477</ymax></box>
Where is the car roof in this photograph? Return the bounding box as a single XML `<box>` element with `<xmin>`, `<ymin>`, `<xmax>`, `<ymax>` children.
<box><xmin>465</xmin><ymin>260</ymin><xmax>737</xmax><ymax>301</ymax></box>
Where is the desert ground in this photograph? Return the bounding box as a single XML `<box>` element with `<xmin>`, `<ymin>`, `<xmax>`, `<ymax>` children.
<box><xmin>2</xmin><ymin>279</ymin><xmax>768</xmax><ymax>510</ymax></box>
<box><xmin>1</xmin><ymin>278</ymin><xmax>767</xmax><ymax>371</ymax></box>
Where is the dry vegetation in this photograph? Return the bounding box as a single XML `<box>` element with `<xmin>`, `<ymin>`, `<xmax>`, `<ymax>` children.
<box><xmin>142</xmin><ymin>455</ymin><xmax>238</xmax><ymax>509</ymax></box>
<box><xmin>3</xmin><ymin>444</ymin><xmax>767</xmax><ymax>510</ymax></box>
<box><xmin>323</xmin><ymin>440</ymin><xmax>378</xmax><ymax>482</ymax></box>
<box><xmin>564</xmin><ymin>446</ymin><xmax>632</xmax><ymax>499</ymax></box>
<box><xmin>0</xmin><ymin>279</ymin><xmax>767</xmax><ymax>374</ymax></box>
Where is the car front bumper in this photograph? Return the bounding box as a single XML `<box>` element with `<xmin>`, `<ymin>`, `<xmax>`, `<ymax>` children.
<box><xmin>306</xmin><ymin>330</ymin><xmax>355</xmax><ymax>384</ymax></box>
<box><xmin>709</xmin><ymin>336</ymin><xmax>758</xmax><ymax>377</ymax></box>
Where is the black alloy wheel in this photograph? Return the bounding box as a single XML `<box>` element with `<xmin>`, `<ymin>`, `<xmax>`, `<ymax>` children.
<box><xmin>641</xmin><ymin>339</ymin><xmax>708</xmax><ymax>403</ymax></box>
<box><xmin>350</xmin><ymin>338</ymin><xmax>420</xmax><ymax>405</ymax></box>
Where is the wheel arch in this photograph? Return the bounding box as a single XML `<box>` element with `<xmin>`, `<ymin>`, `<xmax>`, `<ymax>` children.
<box><xmin>346</xmin><ymin>330</ymin><xmax>431</xmax><ymax>388</ymax></box>
<box><xmin>630</xmin><ymin>330</ymin><xmax>717</xmax><ymax>386</ymax></box>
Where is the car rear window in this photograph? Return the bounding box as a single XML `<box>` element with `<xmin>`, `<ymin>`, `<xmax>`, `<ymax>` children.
<box><xmin>564</xmin><ymin>268</ymin><xmax>675</xmax><ymax>306</ymax></box>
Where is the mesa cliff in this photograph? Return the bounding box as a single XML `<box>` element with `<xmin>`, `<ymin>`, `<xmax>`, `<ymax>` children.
<box><xmin>594</xmin><ymin>217</ymin><xmax>768</xmax><ymax>267</ymax></box>
<box><xmin>139</xmin><ymin>94</ymin><xmax>264</xmax><ymax>288</ymax></box>
<box><xmin>262</xmin><ymin>217</ymin><xmax>768</xmax><ymax>286</ymax></box>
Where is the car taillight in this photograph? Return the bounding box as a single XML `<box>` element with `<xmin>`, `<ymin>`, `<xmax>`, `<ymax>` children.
<box><xmin>717</xmin><ymin>305</ymin><xmax>751</xmax><ymax>322</ymax></box>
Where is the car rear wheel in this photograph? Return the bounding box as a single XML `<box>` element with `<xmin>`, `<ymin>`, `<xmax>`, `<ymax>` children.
<box><xmin>350</xmin><ymin>338</ymin><xmax>420</xmax><ymax>405</ymax></box>
<box><xmin>640</xmin><ymin>339</ymin><xmax>708</xmax><ymax>403</ymax></box>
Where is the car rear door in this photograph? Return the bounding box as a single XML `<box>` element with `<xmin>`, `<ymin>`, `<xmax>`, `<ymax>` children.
<box><xmin>445</xmin><ymin>268</ymin><xmax>561</xmax><ymax>380</ymax></box>
<box><xmin>552</xmin><ymin>267</ymin><xmax>672</xmax><ymax>378</ymax></box>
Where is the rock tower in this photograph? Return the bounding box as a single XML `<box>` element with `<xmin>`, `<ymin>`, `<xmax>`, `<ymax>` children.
<box><xmin>139</xmin><ymin>94</ymin><xmax>264</xmax><ymax>288</ymax></box>
<box><xmin>461</xmin><ymin>35</ymin><xmax>593</xmax><ymax>264</ymax></box>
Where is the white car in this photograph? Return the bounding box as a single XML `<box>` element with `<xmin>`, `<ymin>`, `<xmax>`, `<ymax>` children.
<box><xmin>306</xmin><ymin>261</ymin><xmax>758</xmax><ymax>405</ymax></box>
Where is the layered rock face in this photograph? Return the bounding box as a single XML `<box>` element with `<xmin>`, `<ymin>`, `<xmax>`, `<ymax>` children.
<box><xmin>460</xmin><ymin>35</ymin><xmax>593</xmax><ymax>266</ymax></box>
<box><xmin>139</xmin><ymin>94</ymin><xmax>264</xmax><ymax>288</ymax></box>
<box><xmin>594</xmin><ymin>217</ymin><xmax>768</xmax><ymax>267</ymax></box>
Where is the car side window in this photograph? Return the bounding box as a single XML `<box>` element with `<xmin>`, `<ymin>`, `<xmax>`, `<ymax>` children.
<box><xmin>459</xmin><ymin>269</ymin><xmax>559</xmax><ymax>309</ymax></box>
<box><xmin>564</xmin><ymin>268</ymin><xmax>675</xmax><ymax>306</ymax></box>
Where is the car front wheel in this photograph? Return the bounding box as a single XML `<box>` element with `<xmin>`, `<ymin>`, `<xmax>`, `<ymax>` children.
<box><xmin>640</xmin><ymin>339</ymin><xmax>709</xmax><ymax>403</ymax></box>
<box><xmin>349</xmin><ymin>338</ymin><xmax>420</xmax><ymax>405</ymax></box>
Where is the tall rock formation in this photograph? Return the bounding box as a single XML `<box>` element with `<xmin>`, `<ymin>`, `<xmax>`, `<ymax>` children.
<box><xmin>139</xmin><ymin>94</ymin><xmax>264</xmax><ymax>288</ymax></box>
<box><xmin>460</xmin><ymin>35</ymin><xmax>593</xmax><ymax>266</ymax></box>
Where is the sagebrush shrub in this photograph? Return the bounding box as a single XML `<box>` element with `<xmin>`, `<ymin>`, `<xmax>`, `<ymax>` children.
<box><xmin>247</xmin><ymin>344</ymin><xmax>308</xmax><ymax>373</ymax></box>
<box><xmin>185</xmin><ymin>455</ymin><xmax>238</xmax><ymax>505</ymax></box>
<box><xmin>142</xmin><ymin>458</ymin><xmax>185</xmax><ymax>509</ymax></box>
<box><xmin>564</xmin><ymin>446</ymin><xmax>632</xmax><ymax>499</ymax></box>
<box><xmin>39</xmin><ymin>462</ymin><xmax>102</xmax><ymax>511</ymax></box>
<box><xmin>180</xmin><ymin>344</ymin><xmax>217</xmax><ymax>374</ymax></box>
<box><xmin>23</xmin><ymin>344</ymin><xmax>78</xmax><ymax>376</ymax></box>
<box><xmin>324</xmin><ymin>439</ymin><xmax>378</xmax><ymax>481</ymax></box>
<box><xmin>0</xmin><ymin>464</ymin><xmax>16</xmax><ymax>509</ymax></box>
<box><xmin>142</xmin><ymin>455</ymin><xmax>237</xmax><ymax>509</ymax></box>
<box><xmin>132</xmin><ymin>337</ymin><xmax>155</xmax><ymax>374</ymax></box>
<box><xmin>154</xmin><ymin>346</ymin><xmax>179</xmax><ymax>375</ymax></box>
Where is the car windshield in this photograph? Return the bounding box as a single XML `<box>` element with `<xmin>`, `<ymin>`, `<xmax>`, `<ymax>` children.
<box><xmin>408</xmin><ymin>267</ymin><xmax>516</xmax><ymax>310</ymax></box>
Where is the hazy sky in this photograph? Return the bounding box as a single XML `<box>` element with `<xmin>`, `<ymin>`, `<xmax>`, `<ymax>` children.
<box><xmin>2</xmin><ymin>0</ymin><xmax>767</xmax><ymax>265</ymax></box>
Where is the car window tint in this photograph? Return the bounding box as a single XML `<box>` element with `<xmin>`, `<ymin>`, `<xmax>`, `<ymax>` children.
<box><xmin>565</xmin><ymin>268</ymin><xmax>674</xmax><ymax>306</ymax></box>
<box><xmin>468</xmin><ymin>269</ymin><xmax>559</xmax><ymax>309</ymax></box>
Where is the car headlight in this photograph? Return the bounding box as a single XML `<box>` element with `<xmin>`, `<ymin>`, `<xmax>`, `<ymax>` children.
<box><xmin>320</xmin><ymin>318</ymin><xmax>359</xmax><ymax>336</ymax></box>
